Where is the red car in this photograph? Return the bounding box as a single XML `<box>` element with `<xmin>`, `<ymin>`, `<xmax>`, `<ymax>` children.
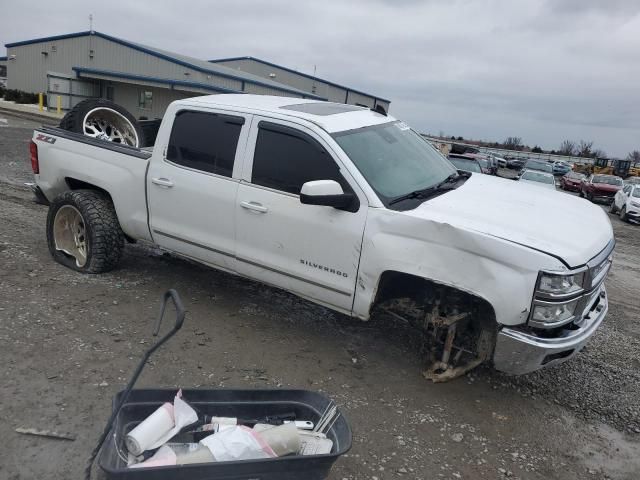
<box><xmin>560</xmin><ymin>171</ymin><xmax>585</xmax><ymax>192</ymax></box>
<box><xmin>580</xmin><ymin>174</ymin><xmax>623</xmax><ymax>203</ymax></box>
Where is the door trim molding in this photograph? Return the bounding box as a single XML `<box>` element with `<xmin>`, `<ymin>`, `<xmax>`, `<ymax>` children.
<box><xmin>153</xmin><ymin>229</ymin><xmax>352</xmax><ymax>297</ymax></box>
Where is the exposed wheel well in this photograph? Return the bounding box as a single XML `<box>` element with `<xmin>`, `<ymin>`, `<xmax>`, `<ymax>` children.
<box><xmin>372</xmin><ymin>270</ymin><xmax>497</xmax><ymax>322</ymax></box>
<box><xmin>372</xmin><ymin>271</ymin><xmax>498</xmax><ymax>381</ymax></box>
<box><xmin>64</xmin><ymin>178</ymin><xmax>136</xmax><ymax>243</ymax></box>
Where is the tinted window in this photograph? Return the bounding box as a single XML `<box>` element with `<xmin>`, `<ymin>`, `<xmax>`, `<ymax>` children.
<box><xmin>167</xmin><ymin>110</ymin><xmax>244</xmax><ymax>177</ymax></box>
<box><xmin>252</xmin><ymin>123</ymin><xmax>348</xmax><ymax>195</ymax></box>
<box><xmin>632</xmin><ymin>187</ymin><xmax>640</xmax><ymax>198</ymax></box>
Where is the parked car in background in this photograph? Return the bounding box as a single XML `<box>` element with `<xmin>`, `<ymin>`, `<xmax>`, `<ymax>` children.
<box><xmin>448</xmin><ymin>154</ymin><xmax>483</xmax><ymax>174</ymax></box>
<box><xmin>466</xmin><ymin>154</ymin><xmax>496</xmax><ymax>175</ymax></box>
<box><xmin>517</xmin><ymin>169</ymin><xmax>556</xmax><ymax>190</ymax></box>
<box><xmin>552</xmin><ymin>161</ymin><xmax>571</xmax><ymax>176</ymax></box>
<box><xmin>610</xmin><ymin>183</ymin><xmax>640</xmax><ymax>223</ymax></box>
<box><xmin>488</xmin><ymin>152</ymin><xmax>507</xmax><ymax>168</ymax></box>
<box><xmin>523</xmin><ymin>159</ymin><xmax>554</xmax><ymax>174</ymax></box>
<box><xmin>506</xmin><ymin>157</ymin><xmax>526</xmax><ymax>169</ymax></box>
<box><xmin>624</xmin><ymin>177</ymin><xmax>640</xmax><ymax>186</ymax></box>
<box><xmin>560</xmin><ymin>171</ymin><xmax>585</xmax><ymax>192</ymax></box>
<box><xmin>580</xmin><ymin>174</ymin><xmax>623</xmax><ymax>203</ymax></box>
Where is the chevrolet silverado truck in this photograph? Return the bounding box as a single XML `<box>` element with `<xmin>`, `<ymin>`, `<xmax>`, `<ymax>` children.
<box><xmin>30</xmin><ymin>95</ymin><xmax>615</xmax><ymax>381</ymax></box>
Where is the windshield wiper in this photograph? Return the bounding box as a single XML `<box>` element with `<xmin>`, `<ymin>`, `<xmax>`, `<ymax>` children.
<box><xmin>389</xmin><ymin>172</ymin><xmax>469</xmax><ymax>206</ymax></box>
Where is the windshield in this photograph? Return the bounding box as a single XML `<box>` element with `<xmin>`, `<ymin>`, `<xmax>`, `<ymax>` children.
<box><xmin>521</xmin><ymin>171</ymin><xmax>554</xmax><ymax>184</ymax></box>
<box><xmin>333</xmin><ymin>121</ymin><xmax>456</xmax><ymax>202</ymax></box>
<box><xmin>593</xmin><ymin>176</ymin><xmax>623</xmax><ymax>185</ymax></box>
<box><xmin>525</xmin><ymin>160</ymin><xmax>553</xmax><ymax>173</ymax></box>
<box><xmin>449</xmin><ymin>157</ymin><xmax>482</xmax><ymax>173</ymax></box>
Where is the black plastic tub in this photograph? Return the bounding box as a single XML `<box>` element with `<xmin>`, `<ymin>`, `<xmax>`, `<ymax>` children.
<box><xmin>99</xmin><ymin>388</ymin><xmax>352</xmax><ymax>480</ymax></box>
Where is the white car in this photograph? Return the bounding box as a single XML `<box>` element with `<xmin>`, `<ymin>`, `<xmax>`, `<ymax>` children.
<box><xmin>518</xmin><ymin>169</ymin><xmax>556</xmax><ymax>190</ymax></box>
<box><xmin>611</xmin><ymin>183</ymin><xmax>640</xmax><ymax>223</ymax></box>
<box><xmin>493</xmin><ymin>154</ymin><xmax>507</xmax><ymax>168</ymax></box>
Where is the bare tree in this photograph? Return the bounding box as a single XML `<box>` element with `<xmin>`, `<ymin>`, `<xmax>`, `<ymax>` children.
<box><xmin>592</xmin><ymin>149</ymin><xmax>607</xmax><ymax>159</ymax></box>
<box><xmin>577</xmin><ymin>140</ymin><xmax>593</xmax><ymax>158</ymax></box>
<box><xmin>559</xmin><ymin>140</ymin><xmax>576</xmax><ymax>156</ymax></box>
<box><xmin>627</xmin><ymin>150</ymin><xmax>640</xmax><ymax>163</ymax></box>
<box><xmin>503</xmin><ymin>136</ymin><xmax>522</xmax><ymax>150</ymax></box>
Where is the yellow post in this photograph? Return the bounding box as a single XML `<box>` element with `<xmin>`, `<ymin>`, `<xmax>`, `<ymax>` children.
<box><xmin>57</xmin><ymin>95</ymin><xmax>61</xmax><ymax>115</ymax></box>
<box><xmin>38</xmin><ymin>93</ymin><xmax>43</xmax><ymax>111</ymax></box>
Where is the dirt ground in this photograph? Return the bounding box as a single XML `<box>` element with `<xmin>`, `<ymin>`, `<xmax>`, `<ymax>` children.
<box><xmin>1</xmin><ymin>113</ymin><xmax>639</xmax><ymax>480</ymax></box>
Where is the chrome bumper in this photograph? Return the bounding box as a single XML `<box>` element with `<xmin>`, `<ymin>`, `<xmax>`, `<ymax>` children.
<box><xmin>493</xmin><ymin>285</ymin><xmax>607</xmax><ymax>375</ymax></box>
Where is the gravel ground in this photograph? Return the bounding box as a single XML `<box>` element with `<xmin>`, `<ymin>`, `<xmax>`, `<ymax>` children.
<box><xmin>0</xmin><ymin>113</ymin><xmax>639</xmax><ymax>480</ymax></box>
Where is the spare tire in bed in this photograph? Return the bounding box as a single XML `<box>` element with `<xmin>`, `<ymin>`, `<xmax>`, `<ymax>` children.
<box><xmin>59</xmin><ymin>99</ymin><xmax>145</xmax><ymax>147</ymax></box>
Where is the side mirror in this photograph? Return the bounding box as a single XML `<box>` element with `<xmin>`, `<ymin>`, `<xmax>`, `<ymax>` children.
<box><xmin>300</xmin><ymin>180</ymin><xmax>355</xmax><ymax>210</ymax></box>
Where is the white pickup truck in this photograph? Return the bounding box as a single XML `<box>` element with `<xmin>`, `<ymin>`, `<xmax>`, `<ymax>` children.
<box><xmin>30</xmin><ymin>95</ymin><xmax>614</xmax><ymax>380</ymax></box>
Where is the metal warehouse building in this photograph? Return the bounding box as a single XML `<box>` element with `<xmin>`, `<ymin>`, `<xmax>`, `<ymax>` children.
<box><xmin>2</xmin><ymin>31</ymin><xmax>389</xmax><ymax>118</ymax></box>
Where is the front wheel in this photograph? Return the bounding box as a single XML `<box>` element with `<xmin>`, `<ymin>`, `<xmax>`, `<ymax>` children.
<box><xmin>579</xmin><ymin>190</ymin><xmax>584</xmax><ymax>198</ymax></box>
<box><xmin>620</xmin><ymin>206</ymin><xmax>628</xmax><ymax>222</ymax></box>
<box><xmin>610</xmin><ymin>202</ymin><xmax>617</xmax><ymax>214</ymax></box>
<box><xmin>47</xmin><ymin>190</ymin><xmax>124</xmax><ymax>273</ymax></box>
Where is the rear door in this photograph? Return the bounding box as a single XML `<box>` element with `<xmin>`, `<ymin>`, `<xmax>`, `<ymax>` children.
<box><xmin>234</xmin><ymin>118</ymin><xmax>368</xmax><ymax>314</ymax></box>
<box><xmin>147</xmin><ymin>108</ymin><xmax>251</xmax><ymax>272</ymax></box>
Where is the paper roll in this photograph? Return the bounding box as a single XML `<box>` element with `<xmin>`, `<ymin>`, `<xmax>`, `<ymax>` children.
<box><xmin>125</xmin><ymin>403</ymin><xmax>175</xmax><ymax>456</ymax></box>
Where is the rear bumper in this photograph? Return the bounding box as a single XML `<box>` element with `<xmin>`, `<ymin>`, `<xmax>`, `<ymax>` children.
<box><xmin>25</xmin><ymin>182</ymin><xmax>50</xmax><ymax>206</ymax></box>
<box><xmin>493</xmin><ymin>285</ymin><xmax>607</xmax><ymax>375</ymax></box>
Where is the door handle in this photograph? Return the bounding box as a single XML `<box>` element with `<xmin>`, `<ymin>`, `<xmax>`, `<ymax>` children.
<box><xmin>151</xmin><ymin>177</ymin><xmax>174</xmax><ymax>188</ymax></box>
<box><xmin>240</xmin><ymin>201</ymin><xmax>268</xmax><ymax>213</ymax></box>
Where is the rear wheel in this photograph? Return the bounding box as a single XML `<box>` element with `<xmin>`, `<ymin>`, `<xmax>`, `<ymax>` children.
<box><xmin>47</xmin><ymin>190</ymin><xmax>124</xmax><ymax>273</ymax></box>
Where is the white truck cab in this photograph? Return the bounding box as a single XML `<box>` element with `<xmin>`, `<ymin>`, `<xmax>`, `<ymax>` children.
<box><xmin>31</xmin><ymin>95</ymin><xmax>614</xmax><ymax>380</ymax></box>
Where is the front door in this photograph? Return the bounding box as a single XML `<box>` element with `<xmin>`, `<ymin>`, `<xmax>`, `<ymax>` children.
<box><xmin>147</xmin><ymin>108</ymin><xmax>251</xmax><ymax>272</ymax></box>
<box><xmin>234</xmin><ymin>118</ymin><xmax>367</xmax><ymax>313</ymax></box>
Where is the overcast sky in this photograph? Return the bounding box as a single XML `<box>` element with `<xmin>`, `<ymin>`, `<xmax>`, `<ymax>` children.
<box><xmin>2</xmin><ymin>0</ymin><xmax>639</xmax><ymax>157</ymax></box>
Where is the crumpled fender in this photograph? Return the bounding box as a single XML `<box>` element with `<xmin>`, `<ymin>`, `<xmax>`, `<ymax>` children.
<box><xmin>352</xmin><ymin>209</ymin><xmax>565</xmax><ymax>326</ymax></box>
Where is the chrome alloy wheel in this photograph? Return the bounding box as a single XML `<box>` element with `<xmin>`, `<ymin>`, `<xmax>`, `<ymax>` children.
<box><xmin>53</xmin><ymin>205</ymin><xmax>88</xmax><ymax>267</ymax></box>
<box><xmin>82</xmin><ymin>107</ymin><xmax>139</xmax><ymax>146</ymax></box>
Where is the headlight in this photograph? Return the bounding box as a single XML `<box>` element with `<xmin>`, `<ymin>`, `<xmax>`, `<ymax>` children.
<box><xmin>631</xmin><ymin>201</ymin><xmax>640</xmax><ymax>208</ymax></box>
<box><xmin>532</xmin><ymin>298</ymin><xmax>580</xmax><ymax>326</ymax></box>
<box><xmin>536</xmin><ymin>271</ymin><xmax>585</xmax><ymax>298</ymax></box>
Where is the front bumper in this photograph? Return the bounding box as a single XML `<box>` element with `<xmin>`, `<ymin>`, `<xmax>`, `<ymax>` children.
<box><xmin>626</xmin><ymin>206</ymin><xmax>640</xmax><ymax>222</ymax></box>
<box><xmin>493</xmin><ymin>284</ymin><xmax>607</xmax><ymax>375</ymax></box>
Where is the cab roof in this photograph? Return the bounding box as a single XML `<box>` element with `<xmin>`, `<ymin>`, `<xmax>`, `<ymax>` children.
<box><xmin>179</xmin><ymin>94</ymin><xmax>395</xmax><ymax>133</ymax></box>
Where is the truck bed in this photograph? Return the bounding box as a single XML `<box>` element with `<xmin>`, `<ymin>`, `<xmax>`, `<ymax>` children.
<box><xmin>33</xmin><ymin>126</ymin><xmax>153</xmax><ymax>242</ymax></box>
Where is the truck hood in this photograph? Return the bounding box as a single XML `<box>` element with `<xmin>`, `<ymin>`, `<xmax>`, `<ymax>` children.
<box><xmin>407</xmin><ymin>173</ymin><xmax>613</xmax><ymax>267</ymax></box>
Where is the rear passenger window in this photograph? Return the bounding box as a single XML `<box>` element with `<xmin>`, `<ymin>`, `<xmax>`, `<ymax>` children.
<box><xmin>167</xmin><ymin>110</ymin><xmax>244</xmax><ymax>177</ymax></box>
<box><xmin>251</xmin><ymin>123</ymin><xmax>349</xmax><ymax>195</ymax></box>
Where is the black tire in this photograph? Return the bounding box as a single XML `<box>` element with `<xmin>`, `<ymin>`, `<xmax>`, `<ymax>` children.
<box><xmin>620</xmin><ymin>206</ymin><xmax>627</xmax><ymax>222</ymax></box>
<box><xmin>47</xmin><ymin>190</ymin><xmax>124</xmax><ymax>273</ymax></box>
<box><xmin>579</xmin><ymin>190</ymin><xmax>584</xmax><ymax>198</ymax></box>
<box><xmin>609</xmin><ymin>202</ymin><xmax>617</xmax><ymax>214</ymax></box>
<box><xmin>59</xmin><ymin>99</ymin><xmax>145</xmax><ymax>147</ymax></box>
